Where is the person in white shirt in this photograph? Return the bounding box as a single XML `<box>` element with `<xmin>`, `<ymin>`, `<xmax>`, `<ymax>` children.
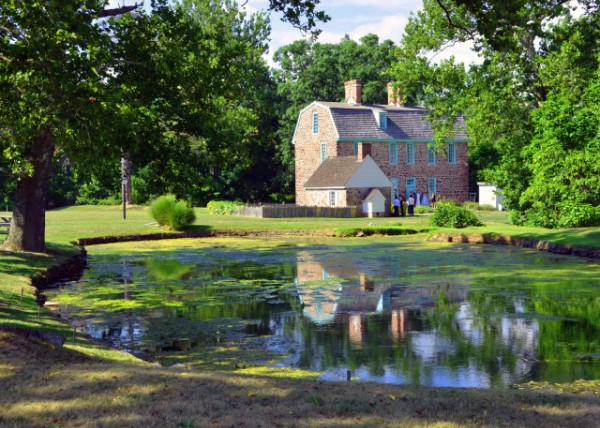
<box><xmin>408</xmin><ymin>193</ymin><xmax>415</xmax><ymax>216</ymax></box>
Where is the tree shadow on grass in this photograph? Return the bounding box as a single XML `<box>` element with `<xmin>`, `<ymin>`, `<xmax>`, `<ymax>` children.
<box><xmin>0</xmin><ymin>333</ymin><xmax>599</xmax><ymax>428</ymax></box>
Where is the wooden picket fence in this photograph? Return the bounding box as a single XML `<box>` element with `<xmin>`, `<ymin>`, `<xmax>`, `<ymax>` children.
<box><xmin>239</xmin><ymin>205</ymin><xmax>359</xmax><ymax>218</ymax></box>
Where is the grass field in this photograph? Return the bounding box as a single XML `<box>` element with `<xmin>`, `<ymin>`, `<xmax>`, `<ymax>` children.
<box><xmin>1</xmin><ymin>205</ymin><xmax>600</xmax><ymax>427</ymax></box>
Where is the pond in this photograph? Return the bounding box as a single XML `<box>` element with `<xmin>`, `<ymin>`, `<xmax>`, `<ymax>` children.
<box><xmin>46</xmin><ymin>236</ymin><xmax>600</xmax><ymax>388</ymax></box>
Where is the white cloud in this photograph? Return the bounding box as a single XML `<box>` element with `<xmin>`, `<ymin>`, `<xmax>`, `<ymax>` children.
<box><xmin>347</xmin><ymin>13</ymin><xmax>409</xmax><ymax>43</ymax></box>
<box><xmin>266</xmin><ymin>12</ymin><xmax>410</xmax><ymax>65</ymax></box>
<box><xmin>326</xmin><ymin>0</ymin><xmax>422</xmax><ymax>12</ymax></box>
<box><xmin>429</xmin><ymin>40</ymin><xmax>482</xmax><ymax>66</ymax></box>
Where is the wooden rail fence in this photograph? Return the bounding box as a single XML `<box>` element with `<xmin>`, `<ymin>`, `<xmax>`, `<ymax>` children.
<box><xmin>239</xmin><ymin>205</ymin><xmax>359</xmax><ymax>218</ymax></box>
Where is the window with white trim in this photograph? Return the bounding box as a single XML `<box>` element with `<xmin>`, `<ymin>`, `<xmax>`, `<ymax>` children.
<box><xmin>428</xmin><ymin>177</ymin><xmax>437</xmax><ymax>196</ymax></box>
<box><xmin>312</xmin><ymin>112</ymin><xmax>318</xmax><ymax>134</ymax></box>
<box><xmin>328</xmin><ymin>191</ymin><xmax>336</xmax><ymax>207</ymax></box>
<box><xmin>448</xmin><ymin>142</ymin><xmax>457</xmax><ymax>164</ymax></box>
<box><xmin>389</xmin><ymin>142</ymin><xmax>398</xmax><ymax>164</ymax></box>
<box><xmin>320</xmin><ymin>143</ymin><xmax>326</xmax><ymax>163</ymax></box>
<box><xmin>406</xmin><ymin>142</ymin><xmax>414</xmax><ymax>164</ymax></box>
<box><xmin>428</xmin><ymin>143</ymin><xmax>437</xmax><ymax>164</ymax></box>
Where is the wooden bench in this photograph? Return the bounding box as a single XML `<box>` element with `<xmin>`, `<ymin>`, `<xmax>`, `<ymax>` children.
<box><xmin>0</xmin><ymin>215</ymin><xmax>11</xmax><ymax>231</ymax></box>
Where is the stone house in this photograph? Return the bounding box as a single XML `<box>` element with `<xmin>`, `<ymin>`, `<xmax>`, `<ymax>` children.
<box><xmin>293</xmin><ymin>80</ymin><xmax>469</xmax><ymax>213</ymax></box>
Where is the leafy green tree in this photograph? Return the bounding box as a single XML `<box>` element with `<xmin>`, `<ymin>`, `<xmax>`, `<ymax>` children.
<box><xmin>0</xmin><ymin>0</ymin><xmax>327</xmax><ymax>252</ymax></box>
<box><xmin>389</xmin><ymin>0</ymin><xmax>600</xmax><ymax>226</ymax></box>
<box><xmin>0</xmin><ymin>0</ymin><xmax>115</xmax><ymax>252</ymax></box>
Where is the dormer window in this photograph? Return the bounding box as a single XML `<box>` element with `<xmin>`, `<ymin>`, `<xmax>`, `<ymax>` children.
<box><xmin>374</xmin><ymin>110</ymin><xmax>388</xmax><ymax>129</ymax></box>
<box><xmin>379</xmin><ymin>112</ymin><xmax>388</xmax><ymax>129</ymax></box>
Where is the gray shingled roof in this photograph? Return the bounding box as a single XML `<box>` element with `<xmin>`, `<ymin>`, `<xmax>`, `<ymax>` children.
<box><xmin>317</xmin><ymin>102</ymin><xmax>468</xmax><ymax>141</ymax></box>
<box><xmin>304</xmin><ymin>156</ymin><xmax>362</xmax><ymax>188</ymax></box>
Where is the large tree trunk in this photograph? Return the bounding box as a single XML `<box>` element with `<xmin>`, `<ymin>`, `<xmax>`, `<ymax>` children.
<box><xmin>3</xmin><ymin>129</ymin><xmax>55</xmax><ymax>253</ymax></box>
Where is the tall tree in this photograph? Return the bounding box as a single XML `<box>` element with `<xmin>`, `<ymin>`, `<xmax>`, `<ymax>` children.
<box><xmin>389</xmin><ymin>0</ymin><xmax>600</xmax><ymax>226</ymax></box>
<box><xmin>0</xmin><ymin>0</ymin><xmax>328</xmax><ymax>252</ymax></box>
<box><xmin>0</xmin><ymin>0</ymin><xmax>114</xmax><ymax>252</ymax></box>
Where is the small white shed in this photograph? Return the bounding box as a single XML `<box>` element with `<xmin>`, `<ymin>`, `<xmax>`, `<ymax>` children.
<box><xmin>362</xmin><ymin>189</ymin><xmax>386</xmax><ymax>218</ymax></box>
<box><xmin>478</xmin><ymin>182</ymin><xmax>504</xmax><ymax>210</ymax></box>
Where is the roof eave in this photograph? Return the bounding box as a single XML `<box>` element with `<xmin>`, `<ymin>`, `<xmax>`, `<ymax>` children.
<box><xmin>336</xmin><ymin>138</ymin><xmax>469</xmax><ymax>143</ymax></box>
<box><xmin>304</xmin><ymin>186</ymin><xmax>347</xmax><ymax>190</ymax></box>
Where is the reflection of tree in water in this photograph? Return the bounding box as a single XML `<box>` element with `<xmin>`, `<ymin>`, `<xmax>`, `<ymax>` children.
<box><xmin>60</xmin><ymin>252</ymin><xmax>299</xmax><ymax>357</ymax></box>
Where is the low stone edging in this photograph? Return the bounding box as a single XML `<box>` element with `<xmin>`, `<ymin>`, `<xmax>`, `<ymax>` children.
<box><xmin>428</xmin><ymin>233</ymin><xmax>600</xmax><ymax>259</ymax></box>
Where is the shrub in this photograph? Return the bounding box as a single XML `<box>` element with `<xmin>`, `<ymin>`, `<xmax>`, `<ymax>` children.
<box><xmin>150</xmin><ymin>195</ymin><xmax>177</xmax><ymax>227</ymax></box>
<box><xmin>168</xmin><ymin>200</ymin><xmax>196</xmax><ymax>231</ymax></box>
<box><xmin>415</xmin><ymin>205</ymin><xmax>434</xmax><ymax>214</ymax></box>
<box><xmin>556</xmin><ymin>203</ymin><xmax>600</xmax><ymax>228</ymax></box>
<box><xmin>431</xmin><ymin>201</ymin><xmax>483</xmax><ymax>228</ymax></box>
<box><xmin>206</xmin><ymin>200</ymin><xmax>245</xmax><ymax>215</ymax></box>
<box><xmin>463</xmin><ymin>201</ymin><xmax>497</xmax><ymax>211</ymax></box>
<box><xmin>508</xmin><ymin>210</ymin><xmax>527</xmax><ymax>226</ymax></box>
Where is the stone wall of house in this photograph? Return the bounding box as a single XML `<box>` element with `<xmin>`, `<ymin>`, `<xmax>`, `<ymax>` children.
<box><xmin>304</xmin><ymin>189</ymin><xmax>347</xmax><ymax>207</ymax></box>
<box><xmin>336</xmin><ymin>141</ymin><xmax>469</xmax><ymax>201</ymax></box>
<box><xmin>294</xmin><ymin>104</ymin><xmax>339</xmax><ymax>205</ymax></box>
<box><xmin>303</xmin><ymin>187</ymin><xmax>392</xmax><ymax>216</ymax></box>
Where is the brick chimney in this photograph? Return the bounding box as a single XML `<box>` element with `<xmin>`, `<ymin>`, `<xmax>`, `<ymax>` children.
<box><xmin>357</xmin><ymin>143</ymin><xmax>371</xmax><ymax>160</ymax></box>
<box><xmin>344</xmin><ymin>80</ymin><xmax>362</xmax><ymax>104</ymax></box>
<box><xmin>387</xmin><ymin>82</ymin><xmax>402</xmax><ymax>106</ymax></box>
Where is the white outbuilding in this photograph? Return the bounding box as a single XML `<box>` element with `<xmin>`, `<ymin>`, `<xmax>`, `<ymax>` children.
<box><xmin>478</xmin><ymin>182</ymin><xmax>504</xmax><ymax>210</ymax></box>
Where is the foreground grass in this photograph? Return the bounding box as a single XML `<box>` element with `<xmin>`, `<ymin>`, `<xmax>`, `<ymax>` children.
<box><xmin>1</xmin><ymin>206</ymin><xmax>600</xmax><ymax>427</ymax></box>
<box><xmin>2</xmin><ymin>331</ymin><xmax>600</xmax><ymax>427</ymax></box>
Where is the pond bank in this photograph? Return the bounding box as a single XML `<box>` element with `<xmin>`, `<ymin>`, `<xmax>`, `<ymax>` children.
<box><xmin>74</xmin><ymin>229</ymin><xmax>600</xmax><ymax>260</ymax></box>
<box><xmin>429</xmin><ymin>232</ymin><xmax>600</xmax><ymax>259</ymax></box>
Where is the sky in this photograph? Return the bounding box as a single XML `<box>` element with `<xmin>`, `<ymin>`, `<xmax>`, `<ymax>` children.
<box><xmin>107</xmin><ymin>0</ymin><xmax>480</xmax><ymax>67</ymax></box>
<box><xmin>243</xmin><ymin>0</ymin><xmax>480</xmax><ymax>67</ymax></box>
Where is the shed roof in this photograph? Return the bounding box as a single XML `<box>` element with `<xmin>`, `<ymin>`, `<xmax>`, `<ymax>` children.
<box><xmin>303</xmin><ymin>156</ymin><xmax>362</xmax><ymax>189</ymax></box>
<box><xmin>364</xmin><ymin>188</ymin><xmax>384</xmax><ymax>202</ymax></box>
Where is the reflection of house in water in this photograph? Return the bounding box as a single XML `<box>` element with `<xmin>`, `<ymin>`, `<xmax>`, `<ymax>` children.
<box><xmin>294</xmin><ymin>250</ymin><xmax>542</xmax><ymax>385</ymax></box>
<box><xmin>295</xmin><ymin>251</ymin><xmax>467</xmax><ymax>344</ymax></box>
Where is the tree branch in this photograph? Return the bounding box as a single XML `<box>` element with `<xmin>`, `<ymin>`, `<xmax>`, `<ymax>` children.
<box><xmin>97</xmin><ymin>5</ymin><xmax>138</xmax><ymax>18</ymax></box>
<box><xmin>435</xmin><ymin>0</ymin><xmax>475</xmax><ymax>39</ymax></box>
